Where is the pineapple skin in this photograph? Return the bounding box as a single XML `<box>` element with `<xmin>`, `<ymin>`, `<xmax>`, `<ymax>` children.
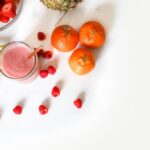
<box><xmin>41</xmin><ymin>0</ymin><xmax>82</xmax><ymax>11</ymax></box>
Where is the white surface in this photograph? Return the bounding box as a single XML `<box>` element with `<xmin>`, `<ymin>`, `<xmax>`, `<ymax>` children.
<box><xmin>0</xmin><ymin>0</ymin><xmax>150</xmax><ymax>149</ymax></box>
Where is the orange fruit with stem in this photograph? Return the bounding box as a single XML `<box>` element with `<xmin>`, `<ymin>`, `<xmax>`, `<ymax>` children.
<box><xmin>69</xmin><ymin>48</ymin><xmax>95</xmax><ymax>75</ymax></box>
<box><xmin>79</xmin><ymin>21</ymin><xmax>106</xmax><ymax>48</ymax></box>
<box><xmin>51</xmin><ymin>25</ymin><xmax>79</xmax><ymax>52</ymax></box>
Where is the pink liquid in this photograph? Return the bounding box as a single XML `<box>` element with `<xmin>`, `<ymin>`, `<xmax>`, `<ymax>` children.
<box><xmin>2</xmin><ymin>43</ymin><xmax>35</xmax><ymax>78</ymax></box>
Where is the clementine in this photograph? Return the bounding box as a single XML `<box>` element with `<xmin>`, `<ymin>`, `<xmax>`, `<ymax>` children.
<box><xmin>51</xmin><ymin>25</ymin><xmax>79</xmax><ymax>52</ymax></box>
<box><xmin>69</xmin><ymin>48</ymin><xmax>95</xmax><ymax>75</ymax></box>
<box><xmin>79</xmin><ymin>21</ymin><xmax>105</xmax><ymax>48</ymax></box>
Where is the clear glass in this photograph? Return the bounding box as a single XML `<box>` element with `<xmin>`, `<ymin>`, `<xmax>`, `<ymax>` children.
<box><xmin>0</xmin><ymin>41</ymin><xmax>39</xmax><ymax>83</ymax></box>
<box><xmin>0</xmin><ymin>0</ymin><xmax>23</xmax><ymax>32</ymax></box>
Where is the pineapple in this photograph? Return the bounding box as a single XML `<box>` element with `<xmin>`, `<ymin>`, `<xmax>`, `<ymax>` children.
<box><xmin>41</xmin><ymin>0</ymin><xmax>82</xmax><ymax>11</ymax></box>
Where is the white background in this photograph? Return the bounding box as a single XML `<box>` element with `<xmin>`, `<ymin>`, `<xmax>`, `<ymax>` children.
<box><xmin>0</xmin><ymin>0</ymin><xmax>150</xmax><ymax>149</ymax></box>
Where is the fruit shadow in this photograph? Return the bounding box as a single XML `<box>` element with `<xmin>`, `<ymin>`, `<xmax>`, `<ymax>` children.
<box><xmin>42</xmin><ymin>98</ymin><xmax>51</xmax><ymax>109</ymax></box>
<box><xmin>56</xmin><ymin>80</ymin><xmax>64</xmax><ymax>90</ymax></box>
<box><xmin>60</xmin><ymin>2</ymin><xmax>116</xmax><ymax>60</ymax></box>
<box><xmin>92</xmin><ymin>3</ymin><xmax>116</xmax><ymax>61</ymax></box>
<box><xmin>0</xmin><ymin>108</ymin><xmax>3</xmax><ymax>119</ymax></box>
<box><xmin>17</xmin><ymin>98</ymin><xmax>26</xmax><ymax>108</ymax></box>
<box><xmin>50</xmin><ymin>57</ymin><xmax>59</xmax><ymax>68</ymax></box>
<box><xmin>78</xmin><ymin>91</ymin><xmax>86</xmax><ymax>104</ymax></box>
<box><xmin>40</xmin><ymin>57</ymin><xmax>59</xmax><ymax>70</ymax></box>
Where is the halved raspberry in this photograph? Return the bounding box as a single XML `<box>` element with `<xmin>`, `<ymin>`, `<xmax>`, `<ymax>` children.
<box><xmin>39</xmin><ymin>105</ymin><xmax>48</xmax><ymax>115</ymax></box>
<box><xmin>0</xmin><ymin>16</ymin><xmax>10</xmax><ymax>23</ymax></box>
<box><xmin>39</xmin><ymin>70</ymin><xmax>48</xmax><ymax>78</ymax></box>
<box><xmin>48</xmin><ymin>65</ymin><xmax>56</xmax><ymax>75</ymax></box>
<box><xmin>42</xmin><ymin>51</ymin><xmax>53</xmax><ymax>59</ymax></box>
<box><xmin>73</xmin><ymin>98</ymin><xmax>82</xmax><ymax>109</ymax></box>
<box><xmin>37</xmin><ymin>32</ymin><xmax>46</xmax><ymax>41</ymax></box>
<box><xmin>13</xmin><ymin>105</ymin><xmax>22</xmax><ymax>115</ymax></box>
<box><xmin>51</xmin><ymin>86</ymin><xmax>60</xmax><ymax>97</ymax></box>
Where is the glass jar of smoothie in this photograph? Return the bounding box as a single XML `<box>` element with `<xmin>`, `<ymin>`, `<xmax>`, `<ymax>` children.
<box><xmin>0</xmin><ymin>41</ymin><xmax>39</xmax><ymax>83</ymax></box>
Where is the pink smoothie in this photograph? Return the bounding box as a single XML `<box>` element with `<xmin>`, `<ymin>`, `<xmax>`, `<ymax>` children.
<box><xmin>2</xmin><ymin>43</ymin><xmax>35</xmax><ymax>78</ymax></box>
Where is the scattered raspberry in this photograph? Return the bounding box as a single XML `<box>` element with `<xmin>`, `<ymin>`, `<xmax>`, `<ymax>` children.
<box><xmin>39</xmin><ymin>105</ymin><xmax>48</xmax><ymax>115</ymax></box>
<box><xmin>13</xmin><ymin>105</ymin><xmax>22</xmax><ymax>115</ymax></box>
<box><xmin>37</xmin><ymin>32</ymin><xmax>46</xmax><ymax>41</ymax></box>
<box><xmin>42</xmin><ymin>51</ymin><xmax>53</xmax><ymax>59</ymax></box>
<box><xmin>39</xmin><ymin>70</ymin><xmax>48</xmax><ymax>78</ymax></box>
<box><xmin>51</xmin><ymin>86</ymin><xmax>60</xmax><ymax>97</ymax></box>
<box><xmin>73</xmin><ymin>98</ymin><xmax>82</xmax><ymax>109</ymax></box>
<box><xmin>37</xmin><ymin>48</ymin><xmax>44</xmax><ymax>57</ymax></box>
<box><xmin>48</xmin><ymin>65</ymin><xmax>56</xmax><ymax>75</ymax></box>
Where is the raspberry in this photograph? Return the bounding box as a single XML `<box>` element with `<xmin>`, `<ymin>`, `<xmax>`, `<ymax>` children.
<box><xmin>3</xmin><ymin>9</ymin><xmax>16</xmax><ymax>18</ymax></box>
<box><xmin>39</xmin><ymin>70</ymin><xmax>48</xmax><ymax>78</ymax></box>
<box><xmin>0</xmin><ymin>16</ymin><xmax>9</xmax><ymax>23</ymax></box>
<box><xmin>73</xmin><ymin>98</ymin><xmax>82</xmax><ymax>109</ymax></box>
<box><xmin>39</xmin><ymin>105</ymin><xmax>48</xmax><ymax>115</ymax></box>
<box><xmin>51</xmin><ymin>86</ymin><xmax>60</xmax><ymax>97</ymax></box>
<box><xmin>1</xmin><ymin>2</ymin><xmax>16</xmax><ymax>19</ymax></box>
<box><xmin>1</xmin><ymin>2</ymin><xmax>15</xmax><ymax>14</ymax></box>
<box><xmin>42</xmin><ymin>51</ymin><xmax>53</xmax><ymax>59</ymax></box>
<box><xmin>37</xmin><ymin>49</ymin><xmax>44</xmax><ymax>57</ymax></box>
<box><xmin>13</xmin><ymin>105</ymin><xmax>22</xmax><ymax>115</ymax></box>
<box><xmin>48</xmin><ymin>66</ymin><xmax>56</xmax><ymax>75</ymax></box>
<box><xmin>37</xmin><ymin>32</ymin><xmax>46</xmax><ymax>41</ymax></box>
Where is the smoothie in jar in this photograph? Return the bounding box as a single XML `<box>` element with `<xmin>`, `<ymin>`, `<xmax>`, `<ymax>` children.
<box><xmin>0</xmin><ymin>42</ymin><xmax>39</xmax><ymax>82</ymax></box>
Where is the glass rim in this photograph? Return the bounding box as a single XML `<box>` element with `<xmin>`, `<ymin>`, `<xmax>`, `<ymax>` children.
<box><xmin>0</xmin><ymin>41</ymin><xmax>38</xmax><ymax>80</ymax></box>
<box><xmin>0</xmin><ymin>0</ymin><xmax>23</xmax><ymax>32</ymax></box>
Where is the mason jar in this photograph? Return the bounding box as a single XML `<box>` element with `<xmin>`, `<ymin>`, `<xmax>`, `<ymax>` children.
<box><xmin>0</xmin><ymin>41</ymin><xmax>39</xmax><ymax>83</ymax></box>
